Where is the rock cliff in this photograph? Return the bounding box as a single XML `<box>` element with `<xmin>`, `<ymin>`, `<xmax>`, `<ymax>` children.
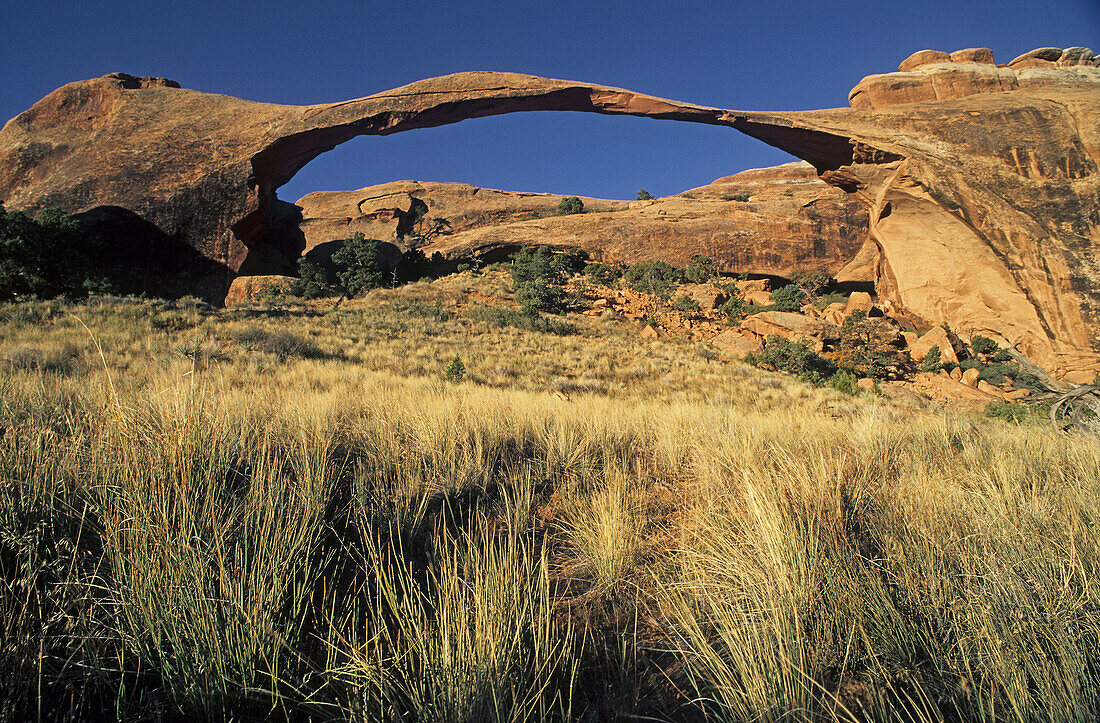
<box><xmin>1</xmin><ymin>49</ymin><xmax>1097</xmax><ymax>376</ymax></box>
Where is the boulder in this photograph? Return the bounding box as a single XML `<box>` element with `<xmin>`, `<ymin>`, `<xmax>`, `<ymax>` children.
<box><xmin>640</xmin><ymin>325</ymin><xmax>660</xmax><ymax>339</ymax></box>
<box><xmin>845</xmin><ymin>291</ymin><xmax>874</xmax><ymax>315</ymax></box>
<box><xmin>224</xmin><ymin>275</ymin><xmax>296</xmax><ymax>306</ymax></box>
<box><xmin>681</xmin><ymin>283</ymin><xmax>728</xmax><ymax>311</ymax></box>
<box><xmin>907</xmin><ymin>326</ymin><xmax>959</xmax><ymax>365</ymax></box>
<box><xmin>821</xmin><ymin>302</ymin><xmax>848</xmax><ymax>325</ymax></box>
<box><xmin>949</xmin><ymin>367</ymin><xmax>963</xmax><ymax>381</ymax></box>
<box><xmin>735</xmin><ymin>278</ymin><xmax>770</xmax><ymax>294</ymax></box>
<box><xmin>711</xmin><ymin>330</ymin><xmax>762</xmax><ymax>357</ymax></box>
<box><xmin>961</xmin><ymin>368</ymin><xmax>981</xmax><ymax>388</ymax></box>
<box><xmin>745</xmin><ymin>290</ymin><xmax>774</xmax><ymax>306</ymax></box>
<box><xmin>741</xmin><ymin>311</ymin><xmax>841</xmax><ymax>348</ymax></box>
<box><xmin>857</xmin><ymin>378</ymin><xmax>876</xmax><ymax>392</ymax></box>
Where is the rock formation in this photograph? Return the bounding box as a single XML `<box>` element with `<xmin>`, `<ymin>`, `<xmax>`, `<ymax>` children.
<box><xmin>294</xmin><ymin>162</ymin><xmax>869</xmax><ymax>280</ymax></box>
<box><xmin>1</xmin><ymin>48</ymin><xmax>1098</xmax><ymax>376</ymax></box>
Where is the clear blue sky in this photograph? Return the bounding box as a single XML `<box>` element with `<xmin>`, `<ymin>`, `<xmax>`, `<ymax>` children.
<box><xmin>3</xmin><ymin>1</ymin><xmax>1097</xmax><ymax>202</ymax></box>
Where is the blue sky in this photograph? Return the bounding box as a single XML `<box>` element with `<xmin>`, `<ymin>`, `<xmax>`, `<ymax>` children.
<box><xmin>3</xmin><ymin>1</ymin><xmax>1097</xmax><ymax>201</ymax></box>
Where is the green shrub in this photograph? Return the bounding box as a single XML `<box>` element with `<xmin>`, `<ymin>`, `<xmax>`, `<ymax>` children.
<box><xmin>623</xmin><ymin>260</ymin><xmax>684</xmax><ymax>299</ymax></box>
<box><xmin>985</xmin><ymin>401</ymin><xmax>1027</xmax><ymax>423</ymax></box>
<box><xmin>718</xmin><ymin>296</ymin><xmax>746</xmax><ymax>323</ymax></box>
<box><xmin>583</xmin><ymin>262</ymin><xmax>622</xmax><ymax>286</ymax></box>
<box><xmin>466</xmin><ymin>304</ymin><xmax>575</xmax><ymax>335</ymax></box>
<box><xmin>769</xmin><ymin>284</ymin><xmax>806</xmax><ymax>312</ymax></box>
<box><xmin>672</xmin><ymin>295</ymin><xmax>700</xmax><ymax>313</ymax></box>
<box><xmin>832</xmin><ymin>310</ymin><xmax>911</xmax><ymax>379</ymax></box>
<box><xmin>830</xmin><ymin>369</ymin><xmax>858</xmax><ymax>395</ymax></box>
<box><xmin>970</xmin><ymin>334</ymin><xmax>1000</xmax><ymax>356</ymax></box>
<box><xmin>0</xmin><ymin>205</ymin><xmax>111</xmax><ymax>300</ymax></box>
<box><xmin>635</xmin><ymin>189</ymin><xmax>654</xmax><ymax>201</ymax></box>
<box><xmin>289</xmin><ymin>259</ymin><xmax>336</xmax><ymax>299</ymax></box>
<box><xmin>332</xmin><ymin>233</ymin><xmax>387</xmax><ymax>297</ymax></box>
<box><xmin>510</xmin><ymin>246</ymin><xmax>586</xmax><ymax>313</ymax></box>
<box><xmin>746</xmin><ymin>335</ymin><xmax>837</xmax><ymax>385</ymax></box>
<box><xmin>920</xmin><ymin>345</ymin><xmax>943</xmax><ymax>373</ymax></box>
<box><xmin>556</xmin><ymin>197</ymin><xmax>584</xmax><ymax>215</ymax></box>
<box><xmin>685</xmin><ymin>255</ymin><xmax>719</xmax><ymax>284</ymax></box>
<box><xmin>232</xmin><ymin>327</ymin><xmax>326</xmax><ymax>361</ymax></box>
<box><xmin>445</xmin><ymin>355</ymin><xmax>466</xmax><ymax>382</ymax></box>
<box><xmin>721</xmin><ymin>193</ymin><xmax>750</xmax><ymax>202</ymax></box>
<box><xmin>792</xmin><ymin>270</ymin><xmax>833</xmax><ymax>296</ymax></box>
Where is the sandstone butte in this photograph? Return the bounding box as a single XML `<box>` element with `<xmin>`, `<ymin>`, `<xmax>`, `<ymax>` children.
<box><xmin>0</xmin><ymin>46</ymin><xmax>1097</xmax><ymax>377</ymax></box>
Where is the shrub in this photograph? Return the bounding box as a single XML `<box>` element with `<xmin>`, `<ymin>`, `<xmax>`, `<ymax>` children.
<box><xmin>721</xmin><ymin>193</ymin><xmax>750</xmax><ymax>202</ymax></box>
<box><xmin>985</xmin><ymin>401</ymin><xmax>1027</xmax><ymax>423</ymax></box>
<box><xmin>792</xmin><ymin>270</ymin><xmax>833</xmax><ymax>296</ymax></box>
<box><xmin>556</xmin><ymin>197</ymin><xmax>584</xmax><ymax>215</ymax></box>
<box><xmin>623</xmin><ymin>260</ymin><xmax>684</xmax><ymax>299</ymax></box>
<box><xmin>289</xmin><ymin>259</ymin><xmax>335</xmax><ymax>299</ymax></box>
<box><xmin>232</xmin><ymin>327</ymin><xmax>326</xmax><ymax>361</ymax></box>
<box><xmin>511</xmin><ymin>247</ymin><xmax>579</xmax><ymax>313</ymax></box>
<box><xmin>830</xmin><ymin>369</ymin><xmax>858</xmax><ymax>395</ymax></box>
<box><xmin>970</xmin><ymin>334</ymin><xmax>1000</xmax><ymax>356</ymax></box>
<box><xmin>718</xmin><ymin>296</ymin><xmax>746</xmax><ymax>323</ymax></box>
<box><xmin>920</xmin><ymin>345</ymin><xmax>943</xmax><ymax>373</ymax></box>
<box><xmin>635</xmin><ymin>189</ymin><xmax>654</xmax><ymax>201</ymax></box>
<box><xmin>746</xmin><ymin>335</ymin><xmax>837</xmax><ymax>385</ymax></box>
<box><xmin>832</xmin><ymin>310</ymin><xmax>911</xmax><ymax>379</ymax></box>
<box><xmin>0</xmin><ymin>205</ymin><xmax>111</xmax><ymax>300</ymax></box>
<box><xmin>583</xmin><ymin>262</ymin><xmax>622</xmax><ymax>286</ymax></box>
<box><xmin>332</xmin><ymin>233</ymin><xmax>387</xmax><ymax>297</ymax></box>
<box><xmin>685</xmin><ymin>255</ymin><xmax>719</xmax><ymax>284</ymax></box>
<box><xmin>769</xmin><ymin>284</ymin><xmax>806</xmax><ymax>312</ymax></box>
<box><xmin>672</xmin><ymin>295</ymin><xmax>700</xmax><ymax>313</ymax></box>
<box><xmin>445</xmin><ymin>355</ymin><xmax>466</xmax><ymax>382</ymax></box>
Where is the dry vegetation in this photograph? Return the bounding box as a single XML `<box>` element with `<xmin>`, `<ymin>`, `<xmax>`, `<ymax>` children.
<box><xmin>2</xmin><ymin>272</ymin><xmax>1099</xmax><ymax>721</ymax></box>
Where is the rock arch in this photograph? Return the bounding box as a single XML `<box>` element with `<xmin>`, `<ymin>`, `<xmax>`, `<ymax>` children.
<box><xmin>1</xmin><ymin>51</ymin><xmax>1098</xmax><ymax>374</ymax></box>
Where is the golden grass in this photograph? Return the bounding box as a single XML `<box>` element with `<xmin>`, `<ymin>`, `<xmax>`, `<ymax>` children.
<box><xmin>1</xmin><ymin>288</ymin><xmax>1098</xmax><ymax>721</ymax></box>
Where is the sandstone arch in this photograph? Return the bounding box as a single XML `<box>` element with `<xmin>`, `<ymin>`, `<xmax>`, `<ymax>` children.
<box><xmin>1</xmin><ymin>50</ymin><xmax>1098</xmax><ymax>375</ymax></box>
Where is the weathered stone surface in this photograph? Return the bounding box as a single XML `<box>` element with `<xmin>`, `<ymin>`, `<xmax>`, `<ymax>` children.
<box><xmin>2</xmin><ymin>50</ymin><xmax>1099</xmax><ymax>378</ymax></box>
<box><xmin>680</xmin><ymin>283</ymin><xmax>728</xmax><ymax>311</ymax></box>
<box><xmin>300</xmin><ymin>162</ymin><xmax>870</xmax><ymax>280</ymax></box>
<box><xmin>907</xmin><ymin>326</ymin><xmax>959</xmax><ymax>365</ymax></box>
<box><xmin>224</xmin><ymin>274</ymin><xmax>295</xmax><ymax>306</ymax></box>
<box><xmin>845</xmin><ymin>291</ymin><xmax>874</xmax><ymax>315</ymax></box>
<box><xmin>711</xmin><ymin>329</ymin><xmax>762</xmax><ymax>357</ymax></box>
<box><xmin>741</xmin><ymin>311</ymin><xmax>841</xmax><ymax>347</ymax></box>
<box><xmin>961</xmin><ymin>368</ymin><xmax>982</xmax><ymax>388</ymax></box>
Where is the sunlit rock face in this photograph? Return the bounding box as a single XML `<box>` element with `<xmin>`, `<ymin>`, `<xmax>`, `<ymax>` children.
<box><xmin>1</xmin><ymin>49</ymin><xmax>1098</xmax><ymax>377</ymax></box>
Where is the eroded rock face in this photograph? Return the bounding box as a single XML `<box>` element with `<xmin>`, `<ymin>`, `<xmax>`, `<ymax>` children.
<box><xmin>294</xmin><ymin>162</ymin><xmax>870</xmax><ymax>280</ymax></box>
<box><xmin>1</xmin><ymin>51</ymin><xmax>1098</xmax><ymax>376</ymax></box>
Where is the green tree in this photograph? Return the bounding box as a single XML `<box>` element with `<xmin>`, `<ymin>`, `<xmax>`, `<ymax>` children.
<box><xmin>685</xmin><ymin>255</ymin><xmax>719</xmax><ymax>284</ymax></box>
<box><xmin>769</xmin><ymin>283</ymin><xmax>806</xmax><ymax>312</ymax></box>
<box><xmin>289</xmin><ymin>259</ymin><xmax>336</xmax><ymax>299</ymax></box>
<box><xmin>0</xmin><ymin>204</ymin><xmax>106</xmax><ymax>300</ymax></box>
<box><xmin>623</xmin><ymin>260</ymin><xmax>684</xmax><ymax>299</ymax></box>
<box><xmin>331</xmin><ymin>233</ymin><xmax>386</xmax><ymax>297</ymax></box>
<box><xmin>556</xmin><ymin>197</ymin><xmax>584</xmax><ymax>215</ymax></box>
<box><xmin>635</xmin><ymin>189</ymin><xmax>654</xmax><ymax>201</ymax></box>
<box><xmin>445</xmin><ymin>355</ymin><xmax>466</xmax><ymax>383</ymax></box>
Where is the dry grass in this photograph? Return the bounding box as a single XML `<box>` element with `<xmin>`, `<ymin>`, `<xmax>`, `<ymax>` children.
<box><xmin>1</xmin><ymin>283</ymin><xmax>1098</xmax><ymax>721</ymax></box>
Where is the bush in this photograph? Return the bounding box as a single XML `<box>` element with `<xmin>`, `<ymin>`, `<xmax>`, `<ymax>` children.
<box><xmin>985</xmin><ymin>401</ymin><xmax>1027</xmax><ymax>423</ymax></box>
<box><xmin>970</xmin><ymin>334</ymin><xmax>1000</xmax><ymax>356</ymax></box>
<box><xmin>232</xmin><ymin>327</ymin><xmax>326</xmax><ymax>361</ymax></box>
<box><xmin>0</xmin><ymin>205</ymin><xmax>111</xmax><ymax>300</ymax></box>
<box><xmin>672</xmin><ymin>295</ymin><xmax>700</xmax><ymax>313</ymax></box>
<box><xmin>746</xmin><ymin>335</ymin><xmax>837</xmax><ymax>385</ymax></box>
<box><xmin>583</xmin><ymin>262</ymin><xmax>622</xmax><ymax>286</ymax></box>
<box><xmin>623</xmin><ymin>260</ymin><xmax>683</xmax><ymax>299</ymax></box>
<box><xmin>685</xmin><ymin>255</ymin><xmax>718</xmax><ymax>284</ymax></box>
<box><xmin>556</xmin><ymin>197</ymin><xmax>584</xmax><ymax>215</ymax></box>
<box><xmin>511</xmin><ymin>247</ymin><xmax>578</xmax><ymax>313</ymax></box>
<box><xmin>832</xmin><ymin>310</ymin><xmax>911</xmax><ymax>379</ymax></box>
<box><xmin>769</xmin><ymin>284</ymin><xmax>806</xmax><ymax>312</ymax></box>
<box><xmin>920</xmin><ymin>345</ymin><xmax>943</xmax><ymax>373</ymax></box>
<box><xmin>445</xmin><ymin>355</ymin><xmax>466</xmax><ymax>382</ymax></box>
<box><xmin>635</xmin><ymin>189</ymin><xmax>654</xmax><ymax>201</ymax></box>
<box><xmin>718</xmin><ymin>296</ymin><xmax>746</xmax><ymax>323</ymax></box>
<box><xmin>289</xmin><ymin>259</ymin><xmax>336</xmax><ymax>299</ymax></box>
<box><xmin>721</xmin><ymin>193</ymin><xmax>750</xmax><ymax>202</ymax></box>
<box><xmin>332</xmin><ymin>233</ymin><xmax>387</xmax><ymax>297</ymax></box>
<box><xmin>830</xmin><ymin>369</ymin><xmax>858</xmax><ymax>395</ymax></box>
<box><xmin>793</xmin><ymin>270</ymin><xmax>833</xmax><ymax>296</ymax></box>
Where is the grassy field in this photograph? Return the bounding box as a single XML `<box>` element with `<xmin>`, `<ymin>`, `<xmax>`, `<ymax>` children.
<box><xmin>2</xmin><ymin>274</ymin><xmax>1099</xmax><ymax>721</ymax></box>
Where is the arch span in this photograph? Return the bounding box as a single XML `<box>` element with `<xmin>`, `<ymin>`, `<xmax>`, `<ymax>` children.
<box><xmin>2</xmin><ymin>60</ymin><xmax>1098</xmax><ymax>374</ymax></box>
